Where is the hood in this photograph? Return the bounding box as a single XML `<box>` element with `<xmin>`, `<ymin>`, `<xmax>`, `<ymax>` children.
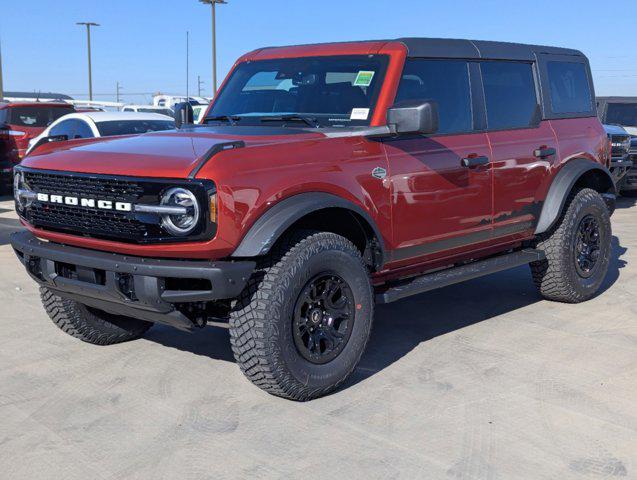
<box><xmin>622</xmin><ymin>126</ymin><xmax>637</xmax><ymax>136</ymax></box>
<box><xmin>21</xmin><ymin>126</ymin><xmax>326</xmax><ymax>178</ymax></box>
<box><xmin>603</xmin><ymin>124</ymin><xmax>629</xmax><ymax>136</ymax></box>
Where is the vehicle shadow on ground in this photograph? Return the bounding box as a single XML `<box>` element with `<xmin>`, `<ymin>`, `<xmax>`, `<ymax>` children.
<box><xmin>0</xmin><ymin>218</ymin><xmax>23</xmax><ymax>246</ymax></box>
<box><xmin>144</xmin><ymin>236</ymin><xmax>628</xmax><ymax>387</ymax></box>
<box><xmin>0</xmin><ymin>195</ymin><xmax>13</xmax><ymax>213</ymax></box>
<box><xmin>616</xmin><ymin>196</ymin><xmax>636</xmax><ymax>209</ymax></box>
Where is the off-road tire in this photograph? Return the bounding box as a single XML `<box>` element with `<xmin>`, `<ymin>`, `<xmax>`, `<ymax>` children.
<box><xmin>531</xmin><ymin>188</ymin><xmax>611</xmax><ymax>303</ymax></box>
<box><xmin>41</xmin><ymin>287</ymin><xmax>153</xmax><ymax>345</ymax></box>
<box><xmin>229</xmin><ymin>231</ymin><xmax>374</xmax><ymax>401</ymax></box>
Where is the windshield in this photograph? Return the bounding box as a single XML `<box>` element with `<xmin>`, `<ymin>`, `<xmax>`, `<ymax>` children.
<box><xmin>96</xmin><ymin>120</ymin><xmax>175</xmax><ymax>136</ymax></box>
<box><xmin>206</xmin><ymin>55</ymin><xmax>389</xmax><ymax>127</ymax></box>
<box><xmin>7</xmin><ymin>106</ymin><xmax>73</xmax><ymax>128</ymax></box>
<box><xmin>605</xmin><ymin>103</ymin><xmax>637</xmax><ymax>127</ymax></box>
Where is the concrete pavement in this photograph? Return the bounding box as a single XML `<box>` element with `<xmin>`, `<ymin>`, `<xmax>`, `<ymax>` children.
<box><xmin>0</xmin><ymin>195</ymin><xmax>635</xmax><ymax>480</ymax></box>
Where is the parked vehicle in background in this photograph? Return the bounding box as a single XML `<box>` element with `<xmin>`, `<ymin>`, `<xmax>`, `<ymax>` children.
<box><xmin>121</xmin><ymin>104</ymin><xmax>174</xmax><ymax>117</ymax></box>
<box><xmin>192</xmin><ymin>103</ymin><xmax>210</xmax><ymax>123</ymax></box>
<box><xmin>604</xmin><ymin>124</ymin><xmax>633</xmax><ymax>187</ymax></box>
<box><xmin>12</xmin><ymin>38</ymin><xmax>614</xmax><ymax>401</ymax></box>
<box><xmin>598</xmin><ymin>97</ymin><xmax>637</xmax><ymax>135</ymax></box>
<box><xmin>0</xmin><ymin>101</ymin><xmax>74</xmax><ymax>191</ymax></box>
<box><xmin>622</xmin><ymin>137</ymin><xmax>637</xmax><ymax>196</ymax></box>
<box><xmin>153</xmin><ymin>94</ymin><xmax>208</xmax><ymax>109</ymax></box>
<box><xmin>26</xmin><ymin>112</ymin><xmax>175</xmax><ymax>155</ymax></box>
<box><xmin>598</xmin><ymin>97</ymin><xmax>637</xmax><ymax>195</ymax></box>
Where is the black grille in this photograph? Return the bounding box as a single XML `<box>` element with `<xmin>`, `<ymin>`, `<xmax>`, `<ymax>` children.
<box><xmin>29</xmin><ymin>203</ymin><xmax>147</xmax><ymax>239</ymax></box>
<box><xmin>610</xmin><ymin>134</ymin><xmax>631</xmax><ymax>156</ymax></box>
<box><xmin>18</xmin><ymin>168</ymin><xmax>216</xmax><ymax>244</ymax></box>
<box><xmin>24</xmin><ymin>171</ymin><xmax>144</xmax><ymax>202</ymax></box>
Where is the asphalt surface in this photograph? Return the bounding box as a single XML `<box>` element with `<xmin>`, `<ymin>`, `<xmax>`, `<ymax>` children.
<box><xmin>0</xmin><ymin>195</ymin><xmax>635</xmax><ymax>480</ymax></box>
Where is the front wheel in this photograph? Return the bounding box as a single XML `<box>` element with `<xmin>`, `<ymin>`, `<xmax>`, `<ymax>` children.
<box><xmin>531</xmin><ymin>188</ymin><xmax>612</xmax><ymax>303</ymax></box>
<box><xmin>229</xmin><ymin>232</ymin><xmax>374</xmax><ymax>401</ymax></box>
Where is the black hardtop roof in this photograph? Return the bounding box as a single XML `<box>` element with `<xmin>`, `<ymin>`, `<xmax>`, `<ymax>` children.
<box><xmin>396</xmin><ymin>38</ymin><xmax>585</xmax><ymax>60</ymax></box>
<box><xmin>259</xmin><ymin>37</ymin><xmax>586</xmax><ymax>61</ymax></box>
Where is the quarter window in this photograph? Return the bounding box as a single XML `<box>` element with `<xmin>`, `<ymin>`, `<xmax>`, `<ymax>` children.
<box><xmin>481</xmin><ymin>61</ymin><xmax>538</xmax><ymax>130</ymax></box>
<box><xmin>395</xmin><ymin>59</ymin><xmax>472</xmax><ymax>134</ymax></box>
<box><xmin>49</xmin><ymin>120</ymin><xmax>75</xmax><ymax>138</ymax></box>
<box><xmin>73</xmin><ymin>120</ymin><xmax>94</xmax><ymax>138</ymax></box>
<box><xmin>547</xmin><ymin>61</ymin><xmax>592</xmax><ymax>114</ymax></box>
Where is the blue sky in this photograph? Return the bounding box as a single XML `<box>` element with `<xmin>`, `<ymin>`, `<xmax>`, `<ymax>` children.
<box><xmin>1</xmin><ymin>0</ymin><xmax>635</xmax><ymax>103</ymax></box>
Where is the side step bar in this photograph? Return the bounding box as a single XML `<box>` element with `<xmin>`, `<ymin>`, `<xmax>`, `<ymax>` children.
<box><xmin>375</xmin><ymin>249</ymin><xmax>545</xmax><ymax>304</ymax></box>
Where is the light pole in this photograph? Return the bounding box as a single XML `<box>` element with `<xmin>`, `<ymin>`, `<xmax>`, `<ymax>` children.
<box><xmin>199</xmin><ymin>0</ymin><xmax>227</xmax><ymax>95</ymax></box>
<box><xmin>116</xmin><ymin>81</ymin><xmax>122</xmax><ymax>103</ymax></box>
<box><xmin>197</xmin><ymin>75</ymin><xmax>205</xmax><ymax>97</ymax></box>
<box><xmin>76</xmin><ymin>22</ymin><xmax>100</xmax><ymax>101</ymax></box>
<box><xmin>0</xmin><ymin>39</ymin><xmax>4</xmax><ymax>101</ymax></box>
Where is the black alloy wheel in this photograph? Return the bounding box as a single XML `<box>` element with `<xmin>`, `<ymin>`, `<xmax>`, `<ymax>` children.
<box><xmin>292</xmin><ymin>273</ymin><xmax>354</xmax><ymax>364</ymax></box>
<box><xmin>574</xmin><ymin>214</ymin><xmax>601</xmax><ymax>278</ymax></box>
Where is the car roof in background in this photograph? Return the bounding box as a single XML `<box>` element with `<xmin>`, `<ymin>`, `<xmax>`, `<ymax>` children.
<box><xmin>597</xmin><ymin>96</ymin><xmax>637</xmax><ymax>104</ymax></box>
<box><xmin>0</xmin><ymin>101</ymin><xmax>74</xmax><ymax>109</ymax></box>
<box><xmin>123</xmin><ymin>105</ymin><xmax>173</xmax><ymax>109</ymax></box>
<box><xmin>57</xmin><ymin>111</ymin><xmax>175</xmax><ymax>122</ymax></box>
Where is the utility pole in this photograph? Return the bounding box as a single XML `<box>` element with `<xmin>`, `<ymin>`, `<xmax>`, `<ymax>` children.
<box><xmin>116</xmin><ymin>81</ymin><xmax>122</xmax><ymax>103</ymax></box>
<box><xmin>199</xmin><ymin>0</ymin><xmax>227</xmax><ymax>95</ymax></box>
<box><xmin>0</xmin><ymin>38</ymin><xmax>4</xmax><ymax>101</ymax></box>
<box><xmin>76</xmin><ymin>22</ymin><xmax>100</xmax><ymax>101</ymax></box>
<box><xmin>197</xmin><ymin>75</ymin><xmax>205</xmax><ymax>97</ymax></box>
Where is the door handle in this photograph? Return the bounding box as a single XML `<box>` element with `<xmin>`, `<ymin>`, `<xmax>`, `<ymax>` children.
<box><xmin>461</xmin><ymin>155</ymin><xmax>490</xmax><ymax>168</ymax></box>
<box><xmin>534</xmin><ymin>146</ymin><xmax>556</xmax><ymax>159</ymax></box>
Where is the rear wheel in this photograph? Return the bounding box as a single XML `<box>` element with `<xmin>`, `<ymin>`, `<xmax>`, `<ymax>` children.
<box><xmin>41</xmin><ymin>288</ymin><xmax>153</xmax><ymax>345</ymax></box>
<box><xmin>531</xmin><ymin>188</ymin><xmax>611</xmax><ymax>303</ymax></box>
<box><xmin>229</xmin><ymin>231</ymin><xmax>374</xmax><ymax>401</ymax></box>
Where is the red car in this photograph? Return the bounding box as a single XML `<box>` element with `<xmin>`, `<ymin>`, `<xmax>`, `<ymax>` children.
<box><xmin>12</xmin><ymin>38</ymin><xmax>614</xmax><ymax>400</ymax></box>
<box><xmin>0</xmin><ymin>101</ymin><xmax>74</xmax><ymax>191</ymax></box>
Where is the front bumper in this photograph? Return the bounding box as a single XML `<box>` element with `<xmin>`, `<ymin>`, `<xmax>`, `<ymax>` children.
<box><xmin>622</xmin><ymin>154</ymin><xmax>637</xmax><ymax>192</ymax></box>
<box><xmin>10</xmin><ymin>231</ymin><xmax>255</xmax><ymax>331</ymax></box>
<box><xmin>609</xmin><ymin>155</ymin><xmax>633</xmax><ymax>183</ymax></box>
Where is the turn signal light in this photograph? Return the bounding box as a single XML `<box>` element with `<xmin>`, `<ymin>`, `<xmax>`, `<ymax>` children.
<box><xmin>209</xmin><ymin>193</ymin><xmax>218</xmax><ymax>224</ymax></box>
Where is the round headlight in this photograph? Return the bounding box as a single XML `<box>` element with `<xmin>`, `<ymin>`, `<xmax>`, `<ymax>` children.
<box><xmin>160</xmin><ymin>187</ymin><xmax>200</xmax><ymax>236</ymax></box>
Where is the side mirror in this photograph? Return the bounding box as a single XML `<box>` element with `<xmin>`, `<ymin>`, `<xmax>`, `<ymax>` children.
<box><xmin>387</xmin><ymin>100</ymin><xmax>439</xmax><ymax>135</ymax></box>
<box><xmin>174</xmin><ymin>102</ymin><xmax>194</xmax><ymax>128</ymax></box>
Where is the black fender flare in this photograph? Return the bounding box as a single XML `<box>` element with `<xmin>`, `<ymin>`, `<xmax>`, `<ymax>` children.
<box><xmin>535</xmin><ymin>158</ymin><xmax>616</xmax><ymax>235</ymax></box>
<box><xmin>231</xmin><ymin>192</ymin><xmax>386</xmax><ymax>267</ymax></box>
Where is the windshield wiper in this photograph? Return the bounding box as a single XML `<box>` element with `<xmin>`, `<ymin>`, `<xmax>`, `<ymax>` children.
<box><xmin>205</xmin><ymin>115</ymin><xmax>242</xmax><ymax>126</ymax></box>
<box><xmin>259</xmin><ymin>115</ymin><xmax>320</xmax><ymax>128</ymax></box>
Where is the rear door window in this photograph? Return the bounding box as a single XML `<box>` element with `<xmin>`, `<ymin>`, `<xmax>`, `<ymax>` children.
<box><xmin>8</xmin><ymin>106</ymin><xmax>73</xmax><ymax>127</ymax></box>
<box><xmin>481</xmin><ymin>61</ymin><xmax>538</xmax><ymax>130</ymax></box>
<box><xmin>395</xmin><ymin>59</ymin><xmax>472</xmax><ymax>134</ymax></box>
<box><xmin>546</xmin><ymin>61</ymin><xmax>592</xmax><ymax>114</ymax></box>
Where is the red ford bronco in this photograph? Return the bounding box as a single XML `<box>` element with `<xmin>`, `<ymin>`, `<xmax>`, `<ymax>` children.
<box><xmin>11</xmin><ymin>38</ymin><xmax>615</xmax><ymax>400</ymax></box>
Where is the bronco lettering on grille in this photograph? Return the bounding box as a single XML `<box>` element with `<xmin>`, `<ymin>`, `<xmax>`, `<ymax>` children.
<box><xmin>36</xmin><ymin>193</ymin><xmax>132</xmax><ymax>212</ymax></box>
